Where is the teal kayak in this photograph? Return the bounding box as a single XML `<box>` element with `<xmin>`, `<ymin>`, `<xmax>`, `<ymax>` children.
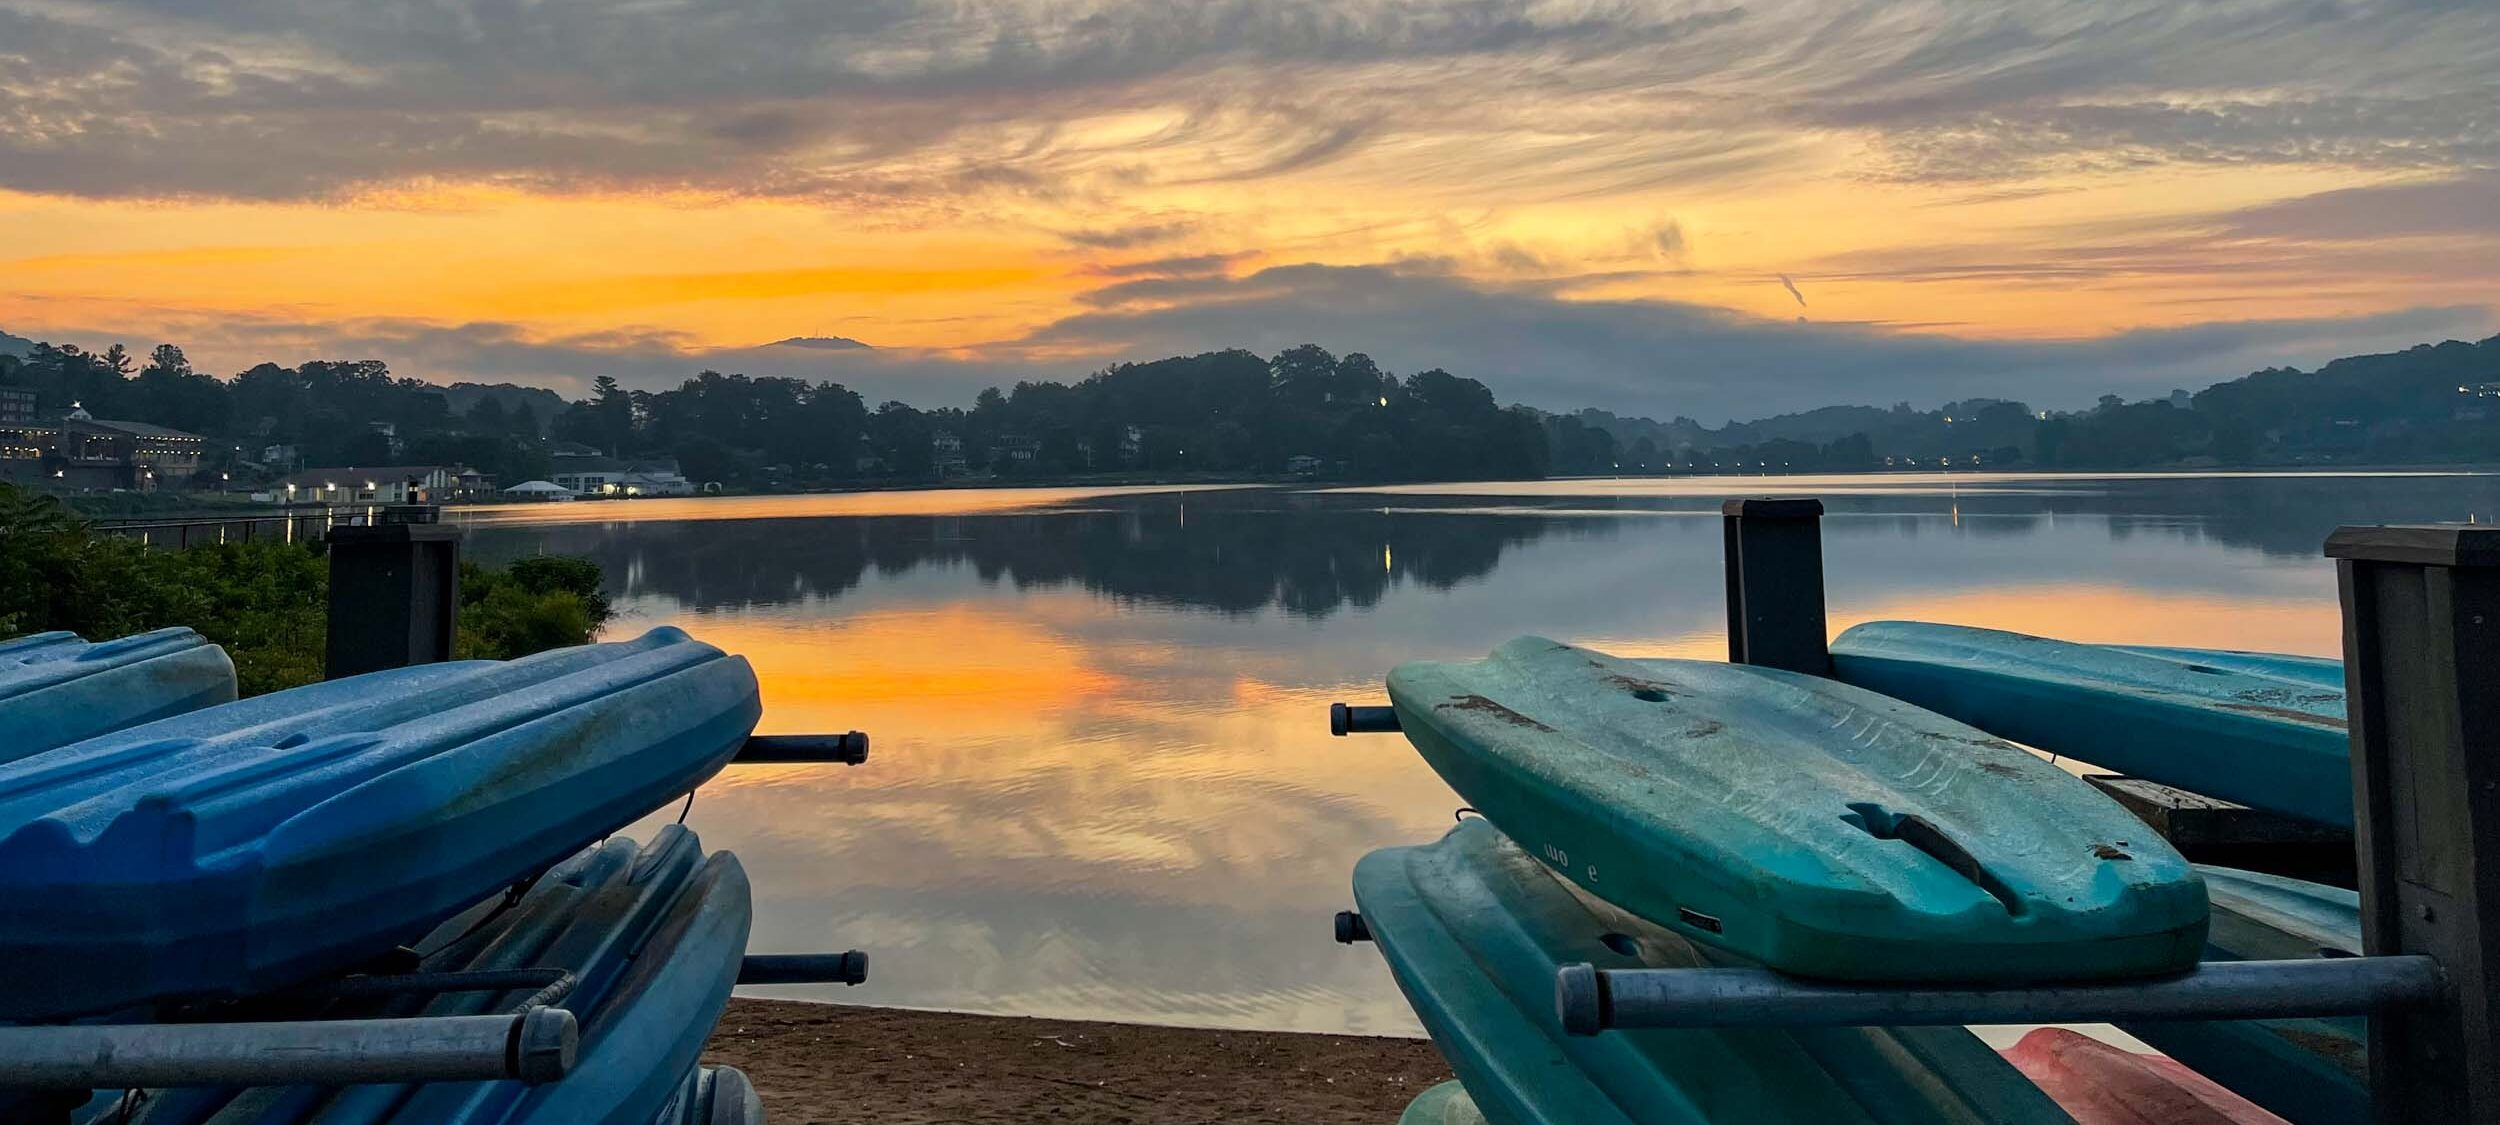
<box><xmin>2119</xmin><ymin>866</ymin><xmax>2366</xmax><ymax>1125</ymax></box>
<box><xmin>0</xmin><ymin>628</ymin><xmax>234</xmax><ymax>763</ymax></box>
<box><xmin>1828</xmin><ymin>621</ymin><xmax>2350</xmax><ymax>826</ymax></box>
<box><xmin>1353</xmin><ymin>820</ymin><xmax>2076</xmax><ymax>1124</ymax></box>
<box><xmin>1401</xmin><ymin>1081</ymin><xmax>1487</xmax><ymax>1125</ymax></box>
<box><xmin>651</xmin><ymin>1067</ymin><xmax>763</xmax><ymax>1125</ymax></box>
<box><xmin>0</xmin><ymin>626</ymin><xmax>759</xmax><ymax>1020</ymax></box>
<box><xmin>1386</xmin><ymin>637</ymin><xmax>2207</xmax><ymax>982</ymax></box>
<box><xmin>106</xmin><ymin>825</ymin><xmax>751</xmax><ymax>1124</ymax></box>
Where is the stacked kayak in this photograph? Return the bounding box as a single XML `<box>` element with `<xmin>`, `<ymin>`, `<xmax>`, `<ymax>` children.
<box><xmin>2122</xmin><ymin>866</ymin><xmax>2366</xmax><ymax>1125</ymax></box>
<box><xmin>98</xmin><ymin>825</ymin><xmax>751</xmax><ymax>1124</ymax></box>
<box><xmin>1384</xmin><ymin>636</ymin><xmax>2208</xmax><ymax>982</ymax></box>
<box><xmin>1828</xmin><ymin>622</ymin><xmax>2350</xmax><ymax>826</ymax></box>
<box><xmin>1358</xmin><ymin>820</ymin><xmax>2074</xmax><ymax>1124</ymax></box>
<box><xmin>0</xmin><ymin>628</ymin><xmax>235</xmax><ymax>763</ymax></box>
<box><xmin>2001</xmin><ymin>1028</ymin><xmax>2289</xmax><ymax>1125</ymax></box>
<box><xmin>0</xmin><ymin>625</ymin><xmax>760</xmax><ymax>1020</ymax></box>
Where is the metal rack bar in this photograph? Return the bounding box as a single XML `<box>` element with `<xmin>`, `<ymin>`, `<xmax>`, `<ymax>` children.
<box><xmin>0</xmin><ymin>1007</ymin><xmax>576</xmax><ymax>1088</ymax></box>
<box><xmin>1555</xmin><ymin>957</ymin><xmax>2443</xmax><ymax>1036</ymax></box>
<box><xmin>734</xmin><ymin>732</ymin><xmax>870</xmax><ymax>765</ymax></box>
<box><xmin>738</xmin><ymin>951</ymin><xmax>870</xmax><ymax>986</ymax></box>
<box><xmin>1328</xmin><ymin>704</ymin><xmax>1400</xmax><ymax>736</ymax></box>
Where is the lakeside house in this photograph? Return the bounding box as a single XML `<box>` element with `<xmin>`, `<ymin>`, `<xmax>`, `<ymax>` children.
<box><xmin>548</xmin><ymin>457</ymin><xmax>695</xmax><ymax>497</ymax></box>
<box><xmin>257</xmin><ymin>465</ymin><xmax>492</xmax><ymax>505</ymax></box>
<box><xmin>0</xmin><ymin>404</ymin><xmax>209</xmax><ymax>491</ymax></box>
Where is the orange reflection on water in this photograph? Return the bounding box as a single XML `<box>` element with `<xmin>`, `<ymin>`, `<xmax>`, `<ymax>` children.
<box><xmin>450</xmin><ymin>484</ymin><xmax>1244</xmax><ymax>526</ymax></box>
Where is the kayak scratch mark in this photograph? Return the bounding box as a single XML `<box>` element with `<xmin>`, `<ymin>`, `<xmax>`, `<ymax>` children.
<box><xmin>1438</xmin><ymin>694</ymin><xmax>1556</xmax><ymax>733</ymax></box>
<box><xmin>2215</xmin><ymin>700</ymin><xmax>2347</xmax><ymax>728</ymax></box>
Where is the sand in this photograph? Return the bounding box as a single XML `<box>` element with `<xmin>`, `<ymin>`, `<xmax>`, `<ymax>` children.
<box><xmin>703</xmin><ymin>999</ymin><xmax>1455</xmax><ymax>1124</ymax></box>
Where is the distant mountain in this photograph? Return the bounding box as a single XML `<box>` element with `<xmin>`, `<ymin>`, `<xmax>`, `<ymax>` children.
<box><xmin>443</xmin><ymin>382</ymin><xmax>569</xmax><ymax>435</ymax></box>
<box><xmin>0</xmin><ymin>329</ymin><xmax>34</xmax><ymax>360</ymax></box>
<box><xmin>763</xmin><ymin>336</ymin><xmax>872</xmax><ymax>351</ymax></box>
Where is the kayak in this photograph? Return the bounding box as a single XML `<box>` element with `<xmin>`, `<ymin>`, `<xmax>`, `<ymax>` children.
<box><xmin>0</xmin><ymin>628</ymin><xmax>235</xmax><ymax>763</ymax></box>
<box><xmin>1401</xmin><ymin>1082</ymin><xmax>1487</xmax><ymax>1125</ymax></box>
<box><xmin>0</xmin><ymin>626</ymin><xmax>760</xmax><ymax>1021</ymax></box>
<box><xmin>1385</xmin><ymin>637</ymin><xmax>2207</xmax><ymax>982</ymax></box>
<box><xmin>1350</xmin><ymin>819</ymin><xmax>2077</xmax><ymax>1124</ymax></box>
<box><xmin>2002</xmin><ymin>1028</ymin><xmax>2289</xmax><ymax>1125</ymax></box>
<box><xmin>2118</xmin><ymin>866</ymin><xmax>2366</xmax><ymax>1125</ymax></box>
<box><xmin>104</xmin><ymin>825</ymin><xmax>752</xmax><ymax>1125</ymax></box>
<box><xmin>651</xmin><ymin>1067</ymin><xmax>764</xmax><ymax>1125</ymax></box>
<box><xmin>1827</xmin><ymin>622</ymin><xmax>2350</xmax><ymax>826</ymax></box>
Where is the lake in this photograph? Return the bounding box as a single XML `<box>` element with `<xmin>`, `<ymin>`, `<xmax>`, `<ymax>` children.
<box><xmin>455</xmin><ymin>471</ymin><xmax>2498</xmax><ymax>1037</ymax></box>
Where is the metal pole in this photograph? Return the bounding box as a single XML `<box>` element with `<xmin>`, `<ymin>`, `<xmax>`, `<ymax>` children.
<box><xmin>2326</xmin><ymin>524</ymin><xmax>2500</xmax><ymax>1123</ymax></box>
<box><xmin>1556</xmin><ymin>957</ymin><xmax>2443</xmax><ymax>1036</ymax></box>
<box><xmin>735</xmin><ymin>732</ymin><xmax>871</xmax><ymax>765</ymax></box>
<box><xmin>738</xmin><ymin>951</ymin><xmax>871</xmax><ymax>985</ymax></box>
<box><xmin>0</xmin><ymin>1008</ymin><xmax>575</xmax><ymax>1088</ymax></box>
<box><xmin>1327</xmin><ymin>703</ymin><xmax>1401</xmax><ymax>736</ymax></box>
<box><xmin>1721</xmin><ymin>497</ymin><xmax>1830</xmax><ymax>676</ymax></box>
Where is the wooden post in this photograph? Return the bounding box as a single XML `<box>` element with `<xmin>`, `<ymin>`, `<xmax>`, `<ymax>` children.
<box><xmin>2326</xmin><ymin>524</ymin><xmax>2500</xmax><ymax>1123</ymax></box>
<box><xmin>1722</xmin><ymin>498</ymin><xmax>1831</xmax><ymax>676</ymax></box>
<box><xmin>325</xmin><ymin>505</ymin><xmax>460</xmax><ymax>678</ymax></box>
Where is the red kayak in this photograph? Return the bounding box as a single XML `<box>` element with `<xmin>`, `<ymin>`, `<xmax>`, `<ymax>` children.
<box><xmin>2003</xmin><ymin>1028</ymin><xmax>2289</xmax><ymax>1125</ymax></box>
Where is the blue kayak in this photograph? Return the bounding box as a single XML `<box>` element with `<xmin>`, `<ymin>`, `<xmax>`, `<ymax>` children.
<box><xmin>0</xmin><ymin>627</ymin><xmax>759</xmax><ymax>1020</ymax></box>
<box><xmin>1828</xmin><ymin>621</ymin><xmax>2350</xmax><ymax>826</ymax></box>
<box><xmin>0</xmin><ymin>628</ymin><xmax>235</xmax><ymax>762</ymax></box>
<box><xmin>105</xmin><ymin>825</ymin><xmax>751</xmax><ymax>1124</ymax></box>
<box><xmin>1388</xmin><ymin>637</ymin><xmax>2206</xmax><ymax>982</ymax></box>
<box><xmin>2120</xmin><ymin>866</ymin><xmax>2366</xmax><ymax>1125</ymax></box>
<box><xmin>1351</xmin><ymin>819</ymin><xmax>2076</xmax><ymax>1124</ymax></box>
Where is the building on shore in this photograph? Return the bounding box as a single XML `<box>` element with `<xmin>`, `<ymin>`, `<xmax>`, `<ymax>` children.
<box><xmin>548</xmin><ymin>457</ymin><xmax>694</xmax><ymax>497</ymax></box>
<box><xmin>258</xmin><ymin>465</ymin><xmax>493</xmax><ymax>505</ymax></box>
<box><xmin>0</xmin><ymin>404</ymin><xmax>210</xmax><ymax>491</ymax></box>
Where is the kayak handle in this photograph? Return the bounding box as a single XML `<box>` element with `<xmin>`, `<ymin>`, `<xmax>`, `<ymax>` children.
<box><xmin>1330</xmin><ymin>703</ymin><xmax>1401</xmax><ymax>736</ymax></box>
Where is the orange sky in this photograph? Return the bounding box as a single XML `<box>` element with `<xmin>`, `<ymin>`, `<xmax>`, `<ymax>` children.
<box><xmin>2</xmin><ymin>0</ymin><xmax>2492</xmax><ymax>414</ymax></box>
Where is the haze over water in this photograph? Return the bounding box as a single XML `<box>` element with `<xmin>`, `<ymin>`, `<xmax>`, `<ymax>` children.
<box><xmin>458</xmin><ymin>471</ymin><xmax>2496</xmax><ymax>1036</ymax></box>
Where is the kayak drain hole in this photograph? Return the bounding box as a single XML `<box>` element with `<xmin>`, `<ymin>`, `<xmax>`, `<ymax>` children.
<box><xmin>1599</xmin><ymin>932</ymin><xmax>1642</xmax><ymax>958</ymax></box>
<box><xmin>1630</xmin><ymin>688</ymin><xmax>1669</xmax><ymax>703</ymax></box>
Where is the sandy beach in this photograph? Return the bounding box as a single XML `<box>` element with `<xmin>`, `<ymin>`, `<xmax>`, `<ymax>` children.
<box><xmin>703</xmin><ymin>1000</ymin><xmax>1454</xmax><ymax>1124</ymax></box>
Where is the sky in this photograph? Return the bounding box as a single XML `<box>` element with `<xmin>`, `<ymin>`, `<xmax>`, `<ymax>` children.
<box><xmin>1</xmin><ymin>0</ymin><xmax>2495</xmax><ymax>421</ymax></box>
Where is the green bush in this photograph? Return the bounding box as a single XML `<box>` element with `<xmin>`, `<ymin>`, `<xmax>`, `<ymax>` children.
<box><xmin>1</xmin><ymin>484</ymin><xmax>615</xmax><ymax>695</ymax></box>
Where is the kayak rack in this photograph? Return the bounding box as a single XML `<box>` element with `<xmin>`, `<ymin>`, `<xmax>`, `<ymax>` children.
<box><xmin>1552</xmin><ymin>956</ymin><xmax>2444</xmax><ymax>1035</ymax></box>
<box><xmin>0</xmin><ymin>1008</ymin><xmax>578</xmax><ymax>1088</ymax></box>
<box><xmin>738</xmin><ymin>950</ymin><xmax>872</xmax><ymax>986</ymax></box>
<box><xmin>1329</xmin><ymin>703</ymin><xmax>1400</xmax><ymax>735</ymax></box>
<box><xmin>735</xmin><ymin>731</ymin><xmax>871</xmax><ymax>765</ymax></box>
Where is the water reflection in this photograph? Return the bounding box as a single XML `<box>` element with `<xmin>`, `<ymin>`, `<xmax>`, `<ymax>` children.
<box><xmin>458</xmin><ymin>474</ymin><xmax>2495</xmax><ymax>1035</ymax></box>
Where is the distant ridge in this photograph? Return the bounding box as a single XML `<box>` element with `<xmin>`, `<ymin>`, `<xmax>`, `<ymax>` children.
<box><xmin>0</xmin><ymin>328</ymin><xmax>33</xmax><ymax>359</ymax></box>
<box><xmin>764</xmin><ymin>336</ymin><xmax>872</xmax><ymax>350</ymax></box>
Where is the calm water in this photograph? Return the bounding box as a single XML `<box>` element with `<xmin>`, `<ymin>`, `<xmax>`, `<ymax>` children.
<box><xmin>455</xmin><ymin>472</ymin><xmax>2497</xmax><ymax>1037</ymax></box>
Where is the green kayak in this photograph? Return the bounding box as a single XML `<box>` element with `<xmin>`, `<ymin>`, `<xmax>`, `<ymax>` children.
<box><xmin>1353</xmin><ymin>820</ymin><xmax>2076</xmax><ymax>1124</ymax></box>
<box><xmin>1400</xmin><ymin>1082</ymin><xmax>1487</xmax><ymax>1125</ymax></box>
<box><xmin>1386</xmin><ymin>637</ymin><xmax>2207</xmax><ymax>982</ymax></box>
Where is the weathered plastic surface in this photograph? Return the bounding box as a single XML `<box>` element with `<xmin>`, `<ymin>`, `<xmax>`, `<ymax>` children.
<box><xmin>1829</xmin><ymin>622</ymin><xmax>2350</xmax><ymax>826</ymax></box>
<box><xmin>107</xmin><ymin>825</ymin><xmax>752</xmax><ymax>1125</ymax></box>
<box><xmin>2001</xmin><ymin>1028</ymin><xmax>2289</xmax><ymax>1125</ymax></box>
<box><xmin>0</xmin><ymin>628</ymin><xmax>235</xmax><ymax>763</ymax></box>
<box><xmin>1399</xmin><ymin>1081</ymin><xmax>1488</xmax><ymax>1125</ymax></box>
<box><xmin>2119</xmin><ymin>866</ymin><xmax>2366</xmax><ymax>1125</ymax></box>
<box><xmin>651</xmin><ymin>1066</ymin><xmax>765</xmax><ymax>1125</ymax></box>
<box><xmin>0</xmin><ymin>627</ymin><xmax>760</xmax><ymax>1020</ymax></box>
<box><xmin>1351</xmin><ymin>820</ymin><xmax>2077</xmax><ymax>1125</ymax></box>
<box><xmin>1386</xmin><ymin>637</ymin><xmax>2207</xmax><ymax>982</ymax></box>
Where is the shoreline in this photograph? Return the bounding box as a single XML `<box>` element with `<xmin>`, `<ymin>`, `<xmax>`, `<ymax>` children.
<box><xmin>702</xmin><ymin>998</ymin><xmax>1452</xmax><ymax>1123</ymax></box>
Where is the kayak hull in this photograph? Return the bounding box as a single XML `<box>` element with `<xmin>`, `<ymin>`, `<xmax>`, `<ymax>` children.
<box><xmin>1351</xmin><ymin>819</ymin><xmax>2076</xmax><ymax>1125</ymax></box>
<box><xmin>1400</xmin><ymin>1081</ymin><xmax>1487</xmax><ymax>1125</ymax></box>
<box><xmin>0</xmin><ymin>627</ymin><xmax>760</xmax><ymax>1020</ymax></box>
<box><xmin>1828</xmin><ymin>622</ymin><xmax>2350</xmax><ymax>826</ymax></box>
<box><xmin>0</xmin><ymin>629</ymin><xmax>236</xmax><ymax>763</ymax></box>
<box><xmin>1387</xmin><ymin>636</ymin><xmax>2206</xmax><ymax>982</ymax></box>
<box><xmin>2003</xmin><ymin>1028</ymin><xmax>2288</xmax><ymax>1125</ymax></box>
